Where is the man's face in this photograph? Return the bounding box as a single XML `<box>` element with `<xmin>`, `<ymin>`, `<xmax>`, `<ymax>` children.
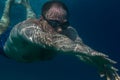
<box><xmin>44</xmin><ymin>6</ymin><xmax>69</xmax><ymax>32</ymax></box>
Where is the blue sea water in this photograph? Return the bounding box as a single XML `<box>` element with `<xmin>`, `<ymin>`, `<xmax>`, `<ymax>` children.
<box><xmin>0</xmin><ymin>0</ymin><xmax>120</xmax><ymax>80</ymax></box>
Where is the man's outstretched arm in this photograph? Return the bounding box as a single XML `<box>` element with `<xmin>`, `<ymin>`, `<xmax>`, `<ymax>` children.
<box><xmin>58</xmin><ymin>26</ymin><xmax>120</xmax><ymax>80</ymax></box>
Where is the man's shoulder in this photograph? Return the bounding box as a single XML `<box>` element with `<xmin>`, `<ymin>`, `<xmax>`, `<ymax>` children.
<box><xmin>14</xmin><ymin>19</ymin><xmax>41</xmax><ymax>30</ymax></box>
<box><xmin>21</xmin><ymin>19</ymin><xmax>40</xmax><ymax>26</ymax></box>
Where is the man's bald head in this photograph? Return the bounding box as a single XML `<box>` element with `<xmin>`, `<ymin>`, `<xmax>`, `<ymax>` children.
<box><xmin>41</xmin><ymin>1</ymin><xmax>69</xmax><ymax>22</ymax></box>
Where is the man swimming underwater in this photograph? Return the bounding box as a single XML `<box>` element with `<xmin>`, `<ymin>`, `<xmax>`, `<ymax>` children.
<box><xmin>0</xmin><ymin>0</ymin><xmax>119</xmax><ymax>80</ymax></box>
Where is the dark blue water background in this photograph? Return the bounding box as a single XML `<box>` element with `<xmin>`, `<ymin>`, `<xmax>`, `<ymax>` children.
<box><xmin>0</xmin><ymin>0</ymin><xmax>120</xmax><ymax>80</ymax></box>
